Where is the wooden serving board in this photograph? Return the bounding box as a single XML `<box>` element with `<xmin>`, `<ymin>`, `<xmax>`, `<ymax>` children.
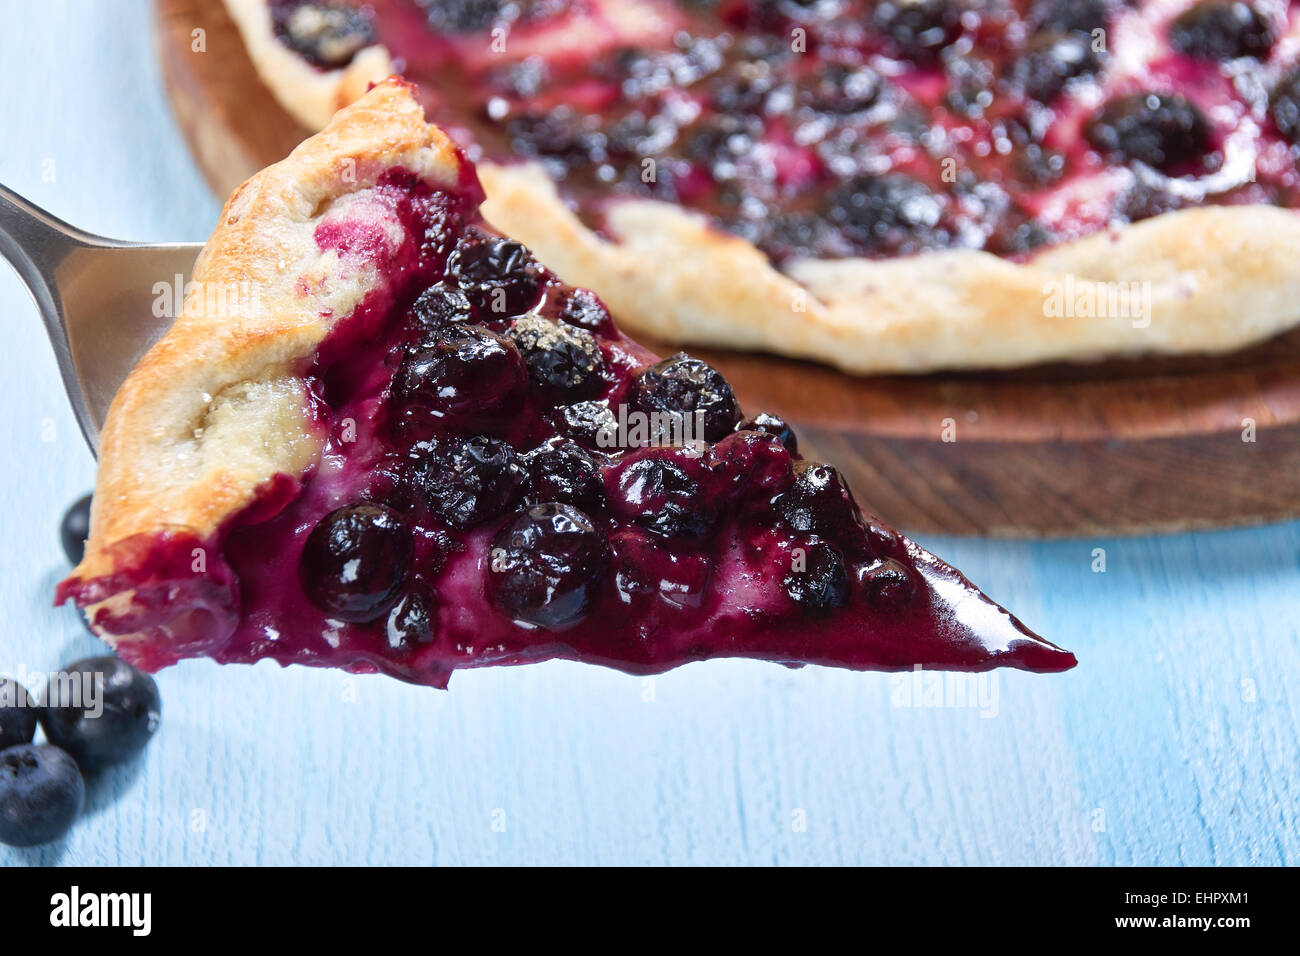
<box><xmin>156</xmin><ymin>0</ymin><xmax>1300</xmax><ymax>536</ymax></box>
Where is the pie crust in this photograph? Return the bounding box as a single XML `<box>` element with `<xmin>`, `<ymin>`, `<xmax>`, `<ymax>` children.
<box><xmin>222</xmin><ymin>0</ymin><xmax>1300</xmax><ymax>374</ymax></box>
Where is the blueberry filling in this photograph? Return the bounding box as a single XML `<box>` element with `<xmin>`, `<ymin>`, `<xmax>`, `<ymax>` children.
<box><xmin>410</xmin><ymin>435</ymin><xmax>526</xmax><ymax>529</ymax></box>
<box><xmin>630</xmin><ymin>354</ymin><xmax>742</xmax><ymax>443</ymax></box>
<box><xmin>301</xmin><ymin>504</ymin><xmax>413</xmax><ymax>622</ymax></box>
<box><xmin>509</xmin><ymin>316</ymin><xmax>606</xmax><ymax>397</ymax></box>
<box><xmin>783</xmin><ymin>537</ymin><xmax>850</xmax><ymax>612</ymax></box>
<box><xmin>1169</xmin><ymin>2</ymin><xmax>1274</xmax><ymax>62</ymax></box>
<box><xmin>263</xmin><ymin>0</ymin><xmax>1297</xmax><ymax>264</ymax></box>
<box><xmin>393</xmin><ymin>325</ymin><xmax>527</xmax><ymax>424</ymax></box>
<box><xmin>489</xmin><ymin>503</ymin><xmax>610</xmax><ymax>630</ymax></box>
<box><xmin>271</xmin><ymin>0</ymin><xmax>376</xmax><ymax>70</ymax></box>
<box><xmin>1085</xmin><ymin>93</ymin><xmax>1211</xmax><ymax>172</ymax></box>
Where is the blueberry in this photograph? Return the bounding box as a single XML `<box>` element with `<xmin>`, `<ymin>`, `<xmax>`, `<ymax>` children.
<box><xmin>874</xmin><ymin>0</ymin><xmax>962</xmax><ymax>62</ymax></box>
<box><xmin>0</xmin><ymin>679</ymin><xmax>36</xmax><ymax>751</ymax></box>
<box><xmin>825</xmin><ymin>173</ymin><xmax>945</xmax><ymax>254</ymax></box>
<box><xmin>783</xmin><ymin>538</ymin><xmax>850</xmax><ymax>611</ymax></box>
<box><xmin>556</xmin><ymin>288</ymin><xmax>614</xmax><ymax>335</ymax></box>
<box><xmin>736</xmin><ymin>413</ymin><xmax>798</xmax><ymax>454</ymax></box>
<box><xmin>424</xmin><ymin>0</ymin><xmax>506</xmax><ymax>34</ymax></box>
<box><xmin>1113</xmin><ymin>183</ymin><xmax>1184</xmax><ymax>223</ymax></box>
<box><xmin>611</xmin><ymin>449</ymin><xmax>715</xmax><ymax>539</ymax></box>
<box><xmin>410</xmin><ymin>435</ymin><xmax>525</xmax><ymax>528</ymax></box>
<box><xmin>709</xmin><ymin>430</ymin><xmax>795</xmax><ymax>499</ymax></box>
<box><xmin>1269</xmin><ymin>69</ymin><xmax>1300</xmax><ymax>143</ymax></box>
<box><xmin>488</xmin><ymin>504</ymin><xmax>609</xmax><ymax>630</ymax></box>
<box><xmin>988</xmin><ymin>214</ymin><xmax>1056</xmax><ymax>255</ymax></box>
<box><xmin>798</xmin><ymin>63</ymin><xmax>882</xmax><ymax>115</ymax></box>
<box><xmin>385</xmin><ymin>588</ymin><xmax>437</xmax><ymax>652</ymax></box>
<box><xmin>300</xmin><ymin>504</ymin><xmax>412</xmax><ymax>622</ymax></box>
<box><xmin>0</xmin><ymin>744</ymin><xmax>83</xmax><ymax>847</ymax></box>
<box><xmin>449</xmin><ymin>231</ymin><xmax>543</xmax><ymax>318</ymax></box>
<box><xmin>272</xmin><ymin>1</ymin><xmax>376</xmax><ymax>69</ymax></box>
<box><xmin>1169</xmin><ymin>2</ymin><xmax>1274</xmax><ymax>61</ymax></box>
<box><xmin>1009</xmin><ymin>31</ymin><xmax>1100</xmax><ymax>104</ymax></box>
<box><xmin>60</xmin><ymin>493</ymin><xmax>92</xmax><ymax>566</ymax></box>
<box><xmin>393</xmin><ymin>324</ymin><xmax>526</xmax><ymax>420</ymax></box>
<box><xmin>509</xmin><ymin>316</ymin><xmax>605</xmax><ymax>397</ymax></box>
<box><xmin>1030</xmin><ymin>0</ymin><xmax>1111</xmax><ymax>34</ymax></box>
<box><xmin>505</xmin><ymin>108</ymin><xmax>606</xmax><ymax>167</ymax></box>
<box><xmin>944</xmin><ymin>51</ymin><xmax>998</xmax><ymax>116</ymax></box>
<box><xmin>1085</xmin><ymin>93</ymin><xmax>1210</xmax><ymax>170</ymax></box>
<box><xmin>859</xmin><ymin>557</ymin><xmax>919</xmax><ymax>608</ymax></box>
<box><xmin>410</xmin><ymin>284</ymin><xmax>473</xmax><ymax>332</ymax></box>
<box><xmin>630</xmin><ymin>354</ymin><xmax>741</xmax><ymax>443</ymax></box>
<box><xmin>522</xmin><ymin>441</ymin><xmax>607</xmax><ymax>511</ymax></box>
<box><xmin>774</xmin><ymin>461</ymin><xmax>860</xmax><ymax>542</ymax></box>
<box><xmin>39</xmin><ymin>656</ymin><xmax>160</xmax><ymax>771</ymax></box>
<box><xmin>557</xmin><ymin>401</ymin><xmax>620</xmax><ymax>449</ymax></box>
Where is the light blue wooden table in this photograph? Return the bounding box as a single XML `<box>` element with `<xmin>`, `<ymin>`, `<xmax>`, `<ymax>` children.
<box><xmin>2</xmin><ymin>1</ymin><xmax>1297</xmax><ymax>867</ymax></box>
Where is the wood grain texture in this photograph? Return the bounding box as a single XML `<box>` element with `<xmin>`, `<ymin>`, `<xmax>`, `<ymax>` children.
<box><xmin>155</xmin><ymin>0</ymin><xmax>1300</xmax><ymax>537</ymax></box>
<box><xmin>0</xmin><ymin>1</ymin><xmax>1297</xmax><ymax>868</ymax></box>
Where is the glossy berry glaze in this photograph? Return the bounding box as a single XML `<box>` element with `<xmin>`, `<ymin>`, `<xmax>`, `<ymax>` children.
<box><xmin>270</xmin><ymin>0</ymin><xmax>1300</xmax><ymax>263</ymax></box>
<box><xmin>60</xmin><ymin>161</ymin><xmax>1073</xmax><ymax>686</ymax></box>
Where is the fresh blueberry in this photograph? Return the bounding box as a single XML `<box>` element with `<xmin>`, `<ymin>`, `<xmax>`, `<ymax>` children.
<box><xmin>610</xmin><ymin>449</ymin><xmax>715</xmax><ymax>540</ymax></box>
<box><xmin>1085</xmin><ymin>92</ymin><xmax>1210</xmax><ymax>170</ymax></box>
<box><xmin>874</xmin><ymin>0</ymin><xmax>962</xmax><ymax>62</ymax></box>
<box><xmin>39</xmin><ymin>656</ymin><xmax>161</xmax><ymax>771</ymax></box>
<box><xmin>735</xmin><ymin>413</ymin><xmax>798</xmax><ymax>454</ymax></box>
<box><xmin>630</xmin><ymin>354</ymin><xmax>741</xmax><ymax>443</ymax></box>
<box><xmin>1269</xmin><ymin>69</ymin><xmax>1300</xmax><ymax>143</ymax></box>
<box><xmin>859</xmin><ymin>557</ymin><xmax>919</xmax><ymax>608</ymax></box>
<box><xmin>783</xmin><ymin>538</ymin><xmax>850</xmax><ymax>612</ymax></box>
<box><xmin>271</xmin><ymin>1</ymin><xmax>376</xmax><ymax>69</ymax></box>
<box><xmin>556</xmin><ymin>401</ymin><xmax>620</xmax><ymax>449</ymax></box>
<box><xmin>0</xmin><ymin>679</ymin><xmax>36</xmax><ymax>751</ymax></box>
<box><xmin>385</xmin><ymin>588</ymin><xmax>437</xmax><ymax>652</ymax></box>
<box><xmin>410</xmin><ymin>435</ymin><xmax>525</xmax><ymax>528</ymax></box>
<box><xmin>488</xmin><ymin>504</ymin><xmax>610</xmax><ymax>630</ymax></box>
<box><xmin>300</xmin><ymin>504</ymin><xmax>412</xmax><ymax>622</ymax></box>
<box><xmin>0</xmin><ymin>744</ymin><xmax>84</xmax><ymax>847</ymax></box>
<box><xmin>449</xmin><ymin>230</ymin><xmax>543</xmax><ymax>318</ymax></box>
<box><xmin>509</xmin><ymin>316</ymin><xmax>606</xmax><ymax>397</ymax></box>
<box><xmin>1169</xmin><ymin>2</ymin><xmax>1274</xmax><ymax>61</ymax></box>
<box><xmin>410</xmin><ymin>284</ymin><xmax>474</xmax><ymax>332</ymax></box>
<box><xmin>522</xmin><ymin>440</ymin><xmax>607</xmax><ymax>511</ymax></box>
<box><xmin>1009</xmin><ymin>31</ymin><xmax>1101</xmax><ymax>104</ymax></box>
<box><xmin>60</xmin><ymin>493</ymin><xmax>92</xmax><ymax>566</ymax></box>
<box><xmin>393</xmin><ymin>324</ymin><xmax>526</xmax><ymax>420</ymax></box>
<box><xmin>825</xmin><ymin>173</ymin><xmax>946</xmax><ymax>254</ymax></box>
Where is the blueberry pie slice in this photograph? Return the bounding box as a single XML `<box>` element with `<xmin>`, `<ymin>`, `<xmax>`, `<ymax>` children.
<box><xmin>56</xmin><ymin>80</ymin><xmax>1073</xmax><ymax>685</ymax></box>
<box><xmin>220</xmin><ymin>0</ymin><xmax>1300</xmax><ymax>373</ymax></box>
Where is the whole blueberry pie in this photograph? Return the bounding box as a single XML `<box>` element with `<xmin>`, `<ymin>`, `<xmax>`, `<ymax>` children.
<box><xmin>218</xmin><ymin>0</ymin><xmax>1300</xmax><ymax>373</ymax></box>
<box><xmin>56</xmin><ymin>81</ymin><xmax>1073</xmax><ymax>685</ymax></box>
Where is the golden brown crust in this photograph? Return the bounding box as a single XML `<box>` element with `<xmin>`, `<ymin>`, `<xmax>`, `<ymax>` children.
<box><xmin>68</xmin><ymin>79</ymin><xmax>466</xmax><ymax>602</ymax></box>
<box><xmin>225</xmin><ymin>0</ymin><xmax>1300</xmax><ymax>374</ymax></box>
